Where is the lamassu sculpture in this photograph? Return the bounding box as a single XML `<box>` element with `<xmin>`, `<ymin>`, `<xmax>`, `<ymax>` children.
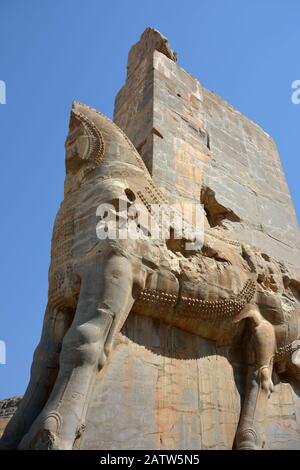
<box><xmin>1</xmin><ymin>101</ymin><xmax>299</xmax><ymax>450</ymax></box>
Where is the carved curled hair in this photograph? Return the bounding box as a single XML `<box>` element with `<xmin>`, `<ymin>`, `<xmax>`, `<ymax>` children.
<box><xmin>71</xmin><ymin>108</ymin><xmax>105</xmax><ymax>167</ymax></box>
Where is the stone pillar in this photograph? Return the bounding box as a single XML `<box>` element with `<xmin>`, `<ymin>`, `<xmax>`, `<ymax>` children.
<box><xmin>114</xmin><ymin>28</ymin><xmax>207</xmax><ymax>207</ymax></box>
<box><xmin>114</xmin><ymin>28</ymin><xmax>300</xmax><ymax>270</ymax></box>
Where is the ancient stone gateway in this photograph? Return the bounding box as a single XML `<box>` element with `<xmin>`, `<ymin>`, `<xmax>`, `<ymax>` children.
<box><xmin>1</xmin><ymin>28</ymin><xmax>300</xmax><ymax>450</ymax></box>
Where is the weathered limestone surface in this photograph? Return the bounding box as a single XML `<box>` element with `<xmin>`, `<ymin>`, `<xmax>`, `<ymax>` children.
<box><xmin>1</xmin><ymin>29</ymin><xmax>300</xmax><ymax>451</ymax></box>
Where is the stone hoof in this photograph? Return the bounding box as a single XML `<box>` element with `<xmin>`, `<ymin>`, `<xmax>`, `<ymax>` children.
<box><xmin>18</xmin><ymin>411</ymin><xmax>63</xmax><ymax>450</ymax></box>
<box><xmin>18</xmin><ymin>428</ymin><xmax>60</xmax><ymax>450</ymax></box>
<box><xmin>31</xmin><ymin>429</ymin><xmax>59</xmax><ymax>450</ymax></box>
<box><xmin>236</xmin><ymin>428</ymin><xmax>259</xmax><ymax>450</ymax></box>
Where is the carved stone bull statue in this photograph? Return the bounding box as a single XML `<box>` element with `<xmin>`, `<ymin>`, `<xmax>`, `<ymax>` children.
<box><xmin>1</xmin><ymin>101</ymin><xmax>300</xmax><ymax>450</ymax></box>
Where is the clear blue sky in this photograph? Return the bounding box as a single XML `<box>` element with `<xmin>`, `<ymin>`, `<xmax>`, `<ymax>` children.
<box><xmin>0</xmin><ymin>0</ymin><xmax>299</xmax><ymax>398</ymax></box>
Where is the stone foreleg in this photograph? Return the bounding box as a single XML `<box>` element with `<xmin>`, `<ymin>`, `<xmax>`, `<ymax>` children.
<box><xmin>18</xmin><ymin>254</ymin><xmax>134</xmax><ymax>450</ymax></box>
<box><xmin>0</xmin><ymin>304</ymin><xmax>72</xmax><ymax>450</ymax></box>
<box><xmin>235</xmin><ymin>304</ymin><xmax>276</xmax><ymax>450</ymax></box>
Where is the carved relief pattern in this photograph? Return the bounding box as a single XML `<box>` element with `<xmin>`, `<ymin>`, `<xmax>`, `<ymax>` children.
<box><xmin>137</xmin><ymin>279</ymin><xmax>256</xmax><ymax>323</ymax></box>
